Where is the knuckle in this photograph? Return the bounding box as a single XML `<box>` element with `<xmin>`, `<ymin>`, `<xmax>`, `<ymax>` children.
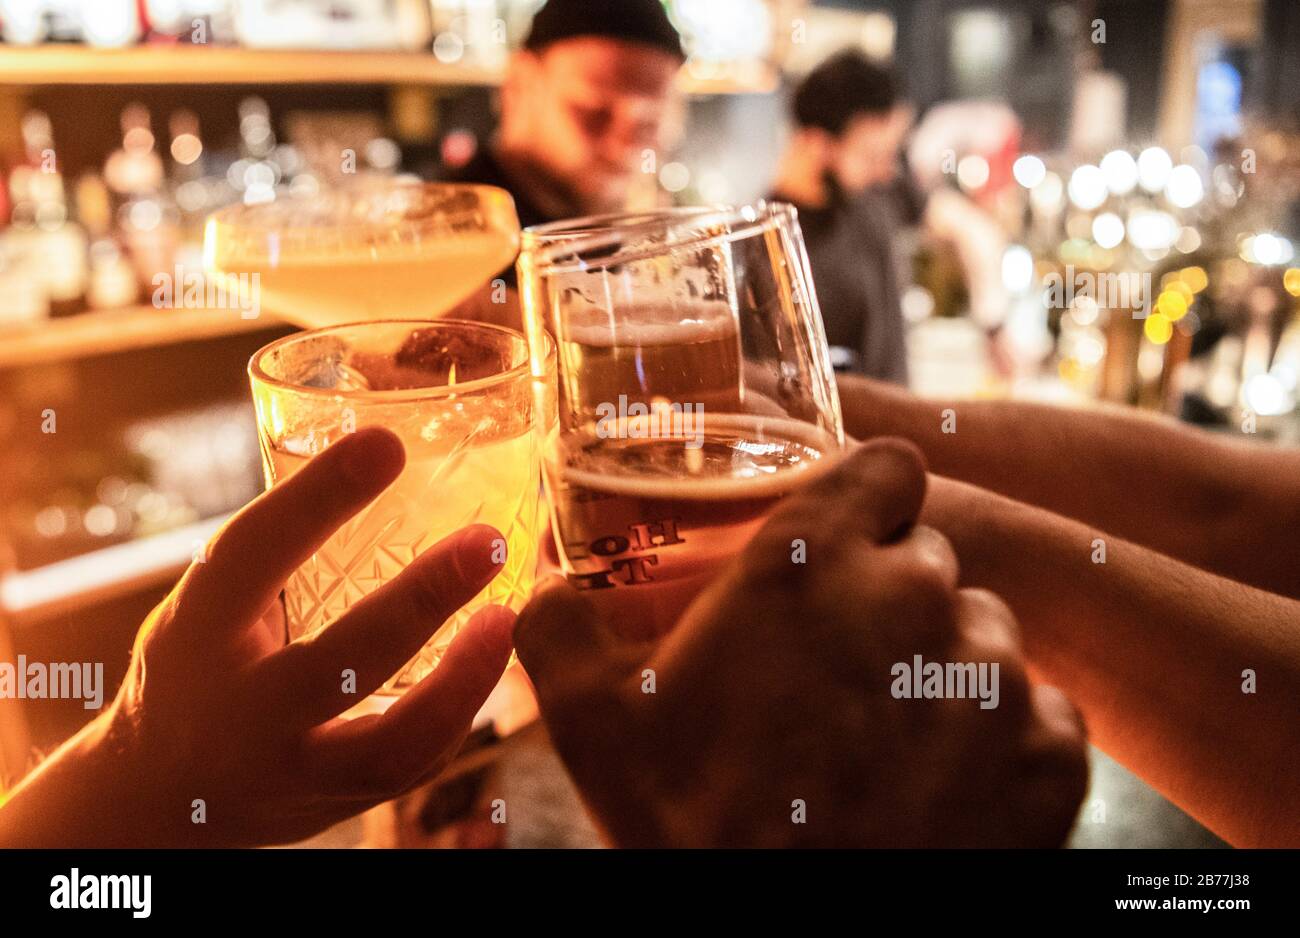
<box><xmin>960</xmin><ymin>587</ymin><xmax>1015</xmax><ymax>621</ymax></box>
<box><xmin>957</xmin><ymin>588</ymin><xmax>1022</xmax><ymax>647</ymax></box>
<box><xmin>985</xmin><ymin>650</ymin><xmax>1031</xmax><ymax>719</ymax></box>
<box><xmin>862</xmin><ymin>567</ymin><xmax>956</xmax><ymax>657</ymax></box>
<box><xmin>511</xmin><ymin>611</ymin><xmax>551</xmax><ymax>669</ymax></box>
<box><xmin>514</xmin><ymin>587</ymin><xmax>592</xmax><ymax>668</ymax></box>
<box><xmin>886</xmin><ymin>556</ymin><xmax>956</xmax><ymax>619</ymax></box>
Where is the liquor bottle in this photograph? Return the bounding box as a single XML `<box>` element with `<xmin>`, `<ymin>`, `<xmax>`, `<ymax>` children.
<box><xmin>166</xmin><ymin>109</ymin><xmax>211</xmax><ymax>276</ymax></box>
<box><xmin>105</xmin><ymin>104</ymin><xmax>180</xmax><ymax>296</ymax></box>
<box><xmin>232</xmin><ymin>97</ymin><xmax>282</xmax><ymax>204</ymax></box>
<box><xmin>9</xmin><ymin>110</ymin><xmax>88</xmax><ymax>318</ymax></box>
<box><xmin>79</xmin><ymin>174</ymin><xmax>140</xmax><ymax>311</ymax></box>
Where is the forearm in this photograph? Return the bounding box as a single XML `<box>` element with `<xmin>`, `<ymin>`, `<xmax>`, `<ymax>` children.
<box><xmin>923</xmin><ymin>476</ymin><xmax>1300</xmax><ymax>848</ymax></box>
<box><xmin>840</xmin><ymin>375</ymin><xmax>1300</xmax><ymax>597</ymax></box>
<box><xmin>0</xmin><ymin>714</ymin><xmax>174</xmax><ymax>848</ymax></box>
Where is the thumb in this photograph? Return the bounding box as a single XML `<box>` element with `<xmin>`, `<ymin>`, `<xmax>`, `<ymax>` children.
<box><xmin>514</xmin><ymin>576</ymin><xmax>638</xmax><ymax>707</ymax></box>
<box><xmin>751</xmin><ymin>437</ymin><xmax>927</xmax><ymax>567</ymax></box>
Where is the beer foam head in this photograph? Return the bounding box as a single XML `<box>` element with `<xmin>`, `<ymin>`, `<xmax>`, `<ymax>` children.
<box><xmin>562</xmin><ymin>300</ymin><xmax>737</xmax><ymax>348</ymax></box>
<box><xmin>561</xmin><ymin>412</ymin><xmax>840</xmax><ymax>501</ymax></box>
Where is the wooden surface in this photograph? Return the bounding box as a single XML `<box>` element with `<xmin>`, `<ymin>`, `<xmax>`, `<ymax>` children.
<box><xmin>0</xmin><ymin>306</ymin><xmax>280</xmax><ymax>369</ymax></box>
<box><xmin>0</xmin><ymin>45</ymin><xmax>770</xmax><ymax>94</ymax></box>
<box><xmin>0</xmin><ymin>46</ymin><xmax>503</xmax><ymax>87</ymax></box>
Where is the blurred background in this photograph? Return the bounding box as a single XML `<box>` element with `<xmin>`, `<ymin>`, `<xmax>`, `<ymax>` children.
<box><xmin>0</xmin><ymin>0</ymin><xmax>1296</xmax><ymax>847</ymax></box>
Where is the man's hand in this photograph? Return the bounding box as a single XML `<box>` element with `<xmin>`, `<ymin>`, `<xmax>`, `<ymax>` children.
<box><xmin>516</xmin><ymin>440</ymin><xmax>1088</xmax><ymax>847</ymax></box>
<box><xmin>0</xmin><ymin>427</ymin><xmax>515</xmax><ymax>848</ymax></box>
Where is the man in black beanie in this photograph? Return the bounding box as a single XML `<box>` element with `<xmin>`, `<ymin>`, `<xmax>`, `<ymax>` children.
<box><xmin>450</xmin><ymin>0</ymin><xmax>685</xmax><ymax>233</ymax></box>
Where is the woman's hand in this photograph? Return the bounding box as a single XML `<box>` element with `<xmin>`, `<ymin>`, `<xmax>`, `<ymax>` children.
<box><xmin>0</xmin><ymin>427</ymin><xmax>515</xmax><ymax>847</ymax></box>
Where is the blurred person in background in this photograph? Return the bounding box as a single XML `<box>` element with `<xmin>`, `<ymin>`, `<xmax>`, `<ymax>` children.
<box><xmin>444</xmin><ymin>0</ymin><xmax>681</xmax><ymax>328</ymax></box>
<box><xmin>453</xmin><ymin>0</ymin><xmax>683</xmax><ymax>228</ymax></box>
<box><xmin>771</xmin><ymin>50</ymin><xmax>1006</xmax><ymax>384</ymax></box>
<box><xmin>446</xmin><ymin>0</ymin><xmax>685</xmax><ymax>329</ymax></box>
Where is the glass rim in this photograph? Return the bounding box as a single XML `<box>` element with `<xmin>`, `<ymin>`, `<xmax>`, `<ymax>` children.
<box><xmin>248</xmin><ymin>319</ymin><xmax>546</xmax><ymax>403</ymax></box>
<box><xmin>521</xmin><ymin>206</ymin><xmax>723</xmax><ymax>242</ymax></box>
<box><xmin>207</xmin><ymin>181</ymin><xmax>518</xmax><ymax>238</ymax></box>
<box><xmin>520</xmin><ymin>201</ymin><xmax>799</xmax><ymax>274</ymax></box>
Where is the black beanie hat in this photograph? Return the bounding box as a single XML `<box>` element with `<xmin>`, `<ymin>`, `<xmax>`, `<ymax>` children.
<box><xmin>523</xmin><ymin>0</ymin><xmax>686</xmax><ymax>60</ymax></box>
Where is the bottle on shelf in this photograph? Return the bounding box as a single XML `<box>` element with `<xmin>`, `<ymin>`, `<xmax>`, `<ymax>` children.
<box><xmin>1</xmin><ymin>110</ymin><xmax>89</xmax><ymax>321</ymax></box>
<box><xmin>105</xmin><ymin>103</ymin><xmax>180</xmax><ymax>300</ymax></box>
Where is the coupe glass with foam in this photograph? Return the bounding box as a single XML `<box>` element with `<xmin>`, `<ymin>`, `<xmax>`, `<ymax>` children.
<box><xmin>205</xmin><ymin>181</ymin><xmax>520</xmax><ymax>328</ymax></box>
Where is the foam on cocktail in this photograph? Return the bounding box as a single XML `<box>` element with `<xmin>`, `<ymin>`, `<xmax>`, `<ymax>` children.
<box><xmin>205</xmin><ymin>184</ymin><xmax>520</xmax><ymax>328</ymax></box>
<box><xmin>212</xmin><ymin>234</ymin><xmax>519</xmax><ymax>329</ymax></box>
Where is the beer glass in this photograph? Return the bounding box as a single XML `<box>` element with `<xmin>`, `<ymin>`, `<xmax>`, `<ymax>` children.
<box><xmin>205</xmin><ymin>182</ymin><xmax>520</xmax><ymax>329</ymax></box>
<box><xmin>518</xmin><ymin>203</ymin><xmax>845</xmax><ymax>638</ymax></box>
<box><xmin>249</xmin><ymin>320</ymin><xmax>554</xmax><ymax>700</ymax></box>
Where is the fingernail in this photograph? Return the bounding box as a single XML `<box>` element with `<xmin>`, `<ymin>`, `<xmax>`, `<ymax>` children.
<box><xmin>860</xmin><ymin>437</ymin><xmax>927</xmax><ymax>475</ymax></box>
<box><xmin>457</xmin><ymin>524</ymin><xmax>506</xmax><ymax>582</ymax></box>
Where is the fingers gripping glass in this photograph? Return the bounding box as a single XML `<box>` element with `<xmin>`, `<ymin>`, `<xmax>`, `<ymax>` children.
<box><xmin>249</xmin><ymin>320</ymin><xmax>555</xmax><ymax>702</ymax></box>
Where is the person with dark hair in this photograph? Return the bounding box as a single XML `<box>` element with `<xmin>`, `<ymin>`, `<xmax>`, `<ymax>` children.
<box><xmin>771</xmin><ymin>50</ymin><xmax>921</xmax><ymax>384</ymax></box>
<box><xmin>443</xmin><ymin>0</ymin><xmax>685</xmax><ymax>328</ymax></box>
<box><xmin>450</xmin><ymin>0</ymin><xmax>683</xmax><ymax>229</ymax></box>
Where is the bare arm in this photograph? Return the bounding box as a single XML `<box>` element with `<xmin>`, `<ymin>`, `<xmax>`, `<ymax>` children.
<box><xmin>839</xmin><ymin>375</ymin><xmax>1300</xmax><ymax>599</ymax></box>
<box><xmin>0</xmin><ymin>429</ymin><xmax>514</xmax><ymax>847</ymax></box>
<box><xmin>923</xmin><ymin>475</ymin><xmax>1300</xmax><ymax>848</ymax></box>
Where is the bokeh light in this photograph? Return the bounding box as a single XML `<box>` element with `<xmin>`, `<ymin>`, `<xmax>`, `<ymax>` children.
<box><xmin>1068</xmin><ymin>164</ymin><xmax>1107</xmax><ymax>210</ymax></box>
<box><xmin>1092</xmin><ymin>212</ymin><xmax>1125</xmax><ymax>248</ymax></box>
<box><xmin>1099</xmin><ymin>150</ymin><xmax>1138</xmax><ymax>195</ymax></box>
<box><xmin>1144</xmin><ymin>312</ymin><xmax>1174</xmax><ymax>344</ymax></box>
<box><xmin>1013</xmin><ymin>154</ymin><xmax>1046</xmax><ymax>189</ymax></box>
<box><xmin>1137</xmin><ymin>147</ymin><xmax>1173</xmax><ymax>192</ymax></box>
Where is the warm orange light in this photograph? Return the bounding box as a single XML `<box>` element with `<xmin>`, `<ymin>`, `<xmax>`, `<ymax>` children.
<box><xmin>1284</xmin><ymin>268</ymin><xmax>1300</xmax><ymax>297</ymax></box>
<box><xmin>1181</xmin><ymin>266</ymin><xmax>1208</xmax><ymax>293</ymax></box>
<box><xmin>170</xmin><ymin>133</ymin><xmax>203</xmax><ymax>166</ymax></box>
